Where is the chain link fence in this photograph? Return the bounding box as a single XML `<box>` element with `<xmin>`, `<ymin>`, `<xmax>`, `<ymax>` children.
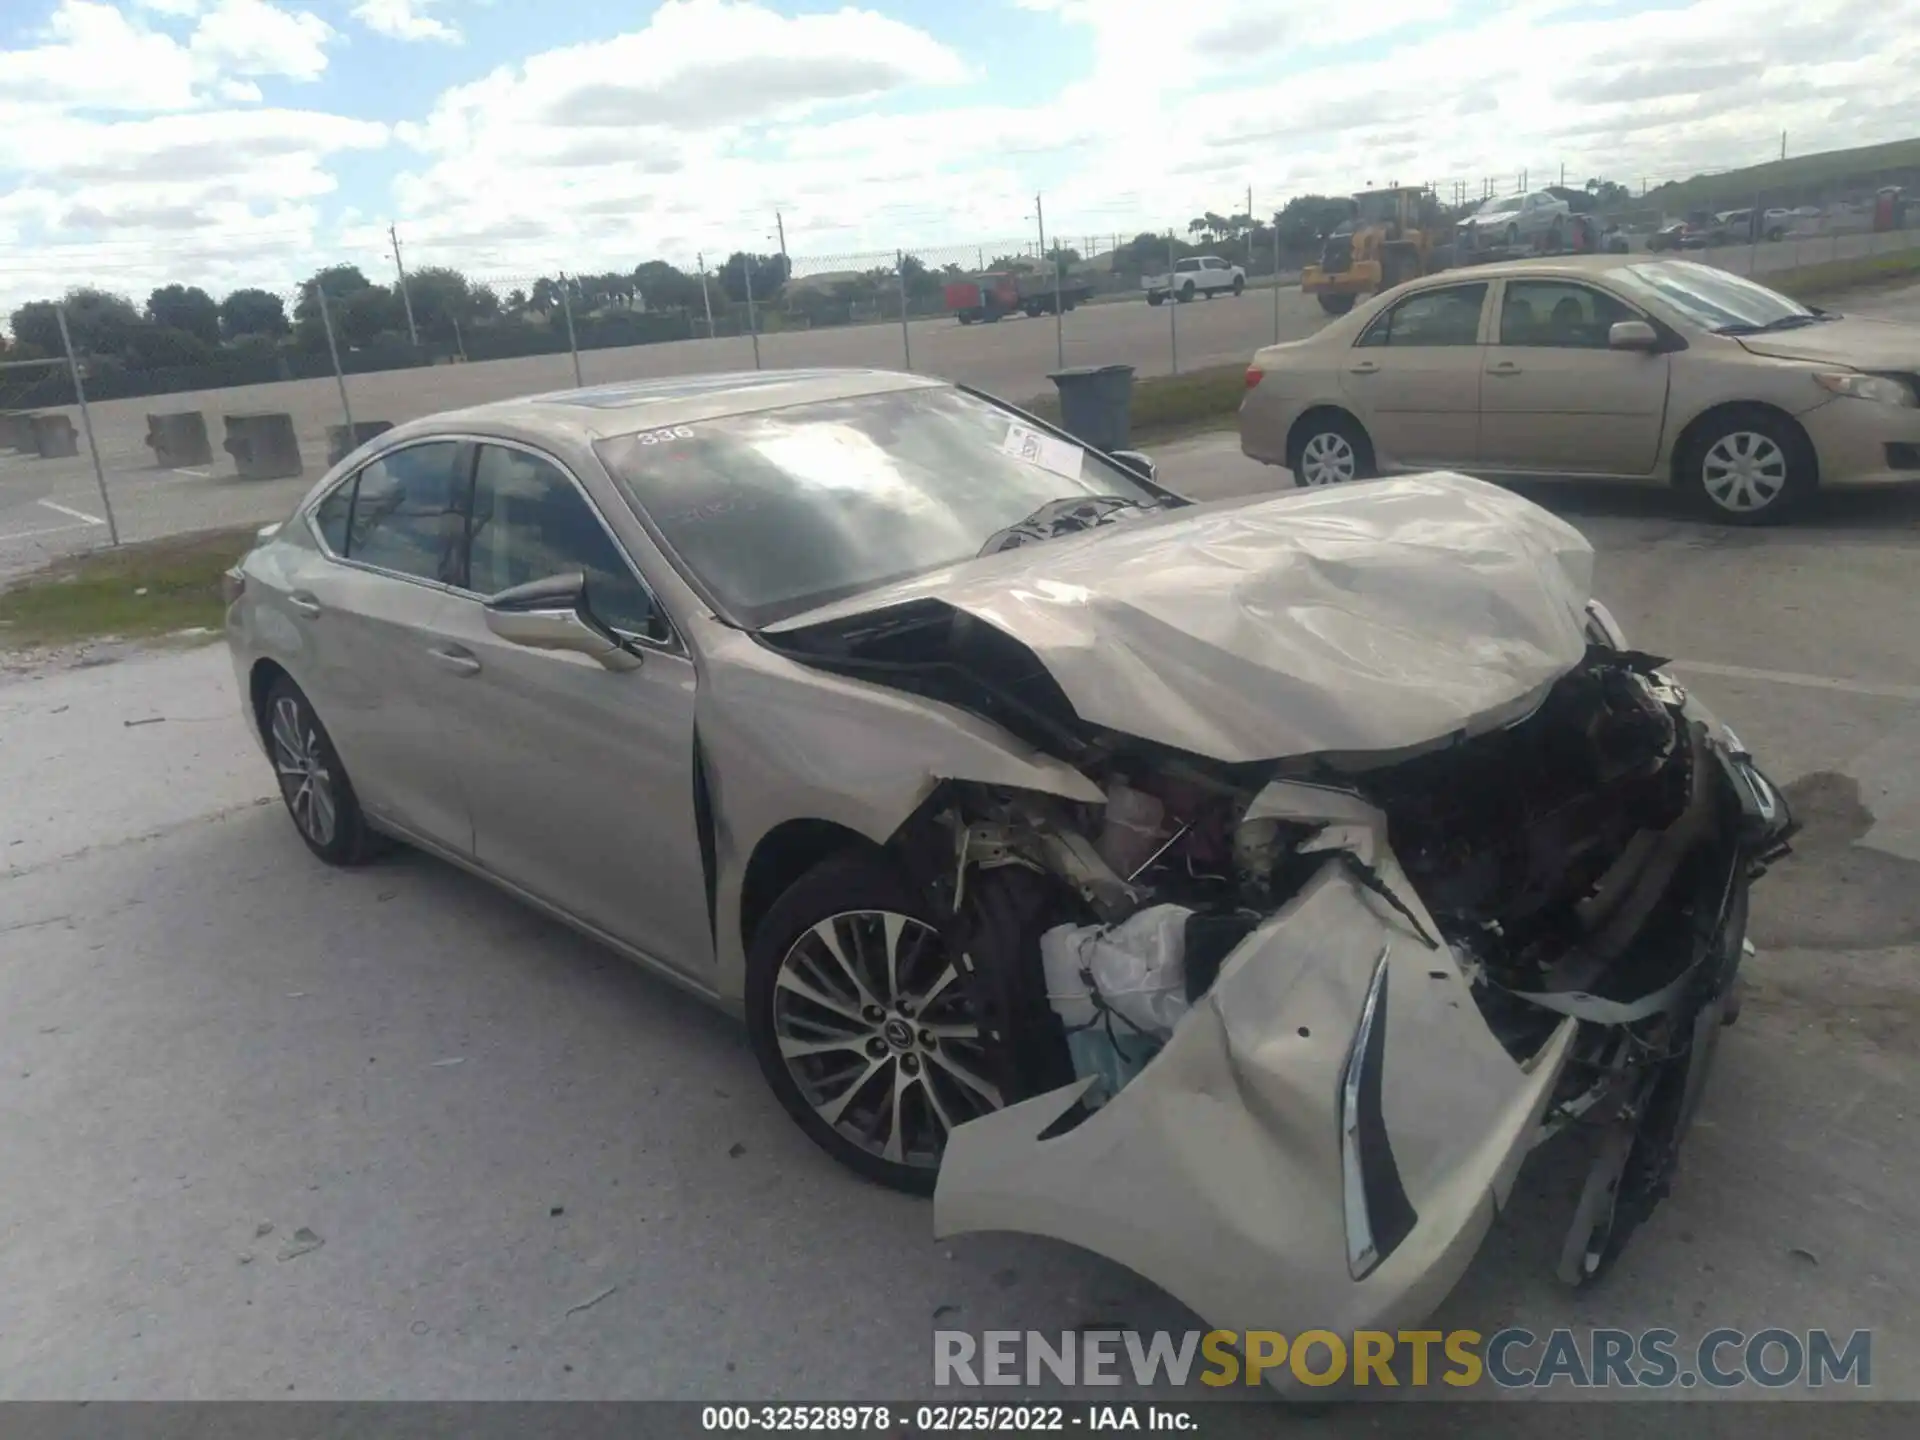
<box><xmin>4</xmin><ymin>178</ymin><xmax>1916</xmax><ymax>578</ymax></box>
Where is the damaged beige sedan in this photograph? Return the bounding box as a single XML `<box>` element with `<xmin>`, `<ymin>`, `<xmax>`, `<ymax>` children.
<box><xmin>224</xmin><ymin>369</ymin><xmax>1794</xmax><ymax>1345</ymax></box>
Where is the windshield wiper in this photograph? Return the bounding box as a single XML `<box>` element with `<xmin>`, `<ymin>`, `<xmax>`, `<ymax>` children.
<box><xmin>977</xmin><ymin>495</ymin><xmax>1149</xmax><ymax>556</ymax></box>
<box><xmin>1716</xmin><ymin>313</ymin><xmax>1824</xmax><ymax>335</ymax></box>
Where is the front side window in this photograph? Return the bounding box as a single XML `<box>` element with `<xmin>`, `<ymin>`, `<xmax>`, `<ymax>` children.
<box><xmin>468</xmin><ymin>444</ymin><xmax>663</xmax><ymax>639</ymax></box>
<box><xmin>312</xmin><ymin>478</ymin><xmax>353</xmax><ymax>554</ymax></box>
<box><xmin>1499</xmin><ymin>280</ymin><xmax>1636</xmax><ymax>348</ymax></box>
<box><xmin>595</xmin><ymin>387</ymin><xmax>1165</xmax><ymax>628</ymax></box>
<box><xmin>1358</xmin><ymin>283</ymin><xmax>1488</xmax><ymax>347</ymax></box>
<box><xmin>341</xmin><ymin>441</ymin><xmax>465</xmax><ymax>585</ymax></box>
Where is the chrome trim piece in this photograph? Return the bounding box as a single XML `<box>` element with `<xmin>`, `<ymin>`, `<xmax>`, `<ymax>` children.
<box><xmin>1341</xmin><ymin>943</ymin><xmax>1394</xmax><ymax>1280</ymax></box>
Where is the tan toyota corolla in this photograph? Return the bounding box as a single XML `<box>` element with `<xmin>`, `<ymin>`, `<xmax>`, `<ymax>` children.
<box><xmin>1241</xmin><ymin>256</ymin><xmax>1920</xmax><ymax>522</ymax></box>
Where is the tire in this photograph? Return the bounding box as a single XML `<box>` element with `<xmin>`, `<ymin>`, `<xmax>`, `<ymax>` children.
<box><xmin>1549</xmin><ymin>218</ymin><xmax>1565</xmax><ymax>252</ymax></box>
<box><xmin>1506</xmin><ymin>224</ymin><xmax>1520</xmax><ymax>249</ymax></box>
<box><xmin>263</xmin><ymin>676</ymin><xmax>383</xmax><ymax>866</ymax></box>
<box><xmin>1147</xmin><ymin>291</ymin><xmax>1164</xmax><ymax>307</ymax></box>
<box><xmin>1231</xmin><ymin>275</ymin><xmax>1245</xmax><ymax>296</ymax></box>
<box><xmin>1024</xmin><ymin>303</ymin><xmax>1042</xmax><ymax>319</ymax></box>
<box><xmin>957</xmin><ymin>313</ymin><xmax>974</xmax><ymax>325</ymax></box>
<box><xmin>1178</xmin><ymin>283</ymin><xmax>1195</xmax><ymax>303</ymax></box>
<box><xmin>1676</xmin><ymin>406</ymin><xmax>1816</xmax><ymax>524</ymax></box>
<box><xmin>746</xmin><ymin>851</ymin><xmax>1006</xmax><ymax>1194</ymax></box>
<box><xmin>1290</xmin><ymin>411</ymin><xmax>1376</xmax><ymax>488</ymax></box>
<box><xmin>1317</xmin><ymin>292</ymin><xmax>1356</xmax><ymax>315</ymax></box>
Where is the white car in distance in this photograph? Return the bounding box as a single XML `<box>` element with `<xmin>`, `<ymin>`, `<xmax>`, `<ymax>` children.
<box><xmin>1143</xmin><ymin>255</ymin><xmax>1246</xmax><ymax>305</ymax></box>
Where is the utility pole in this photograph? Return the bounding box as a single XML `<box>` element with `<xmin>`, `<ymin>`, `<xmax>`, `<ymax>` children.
<box><xmin>775</xmin><ymin>212</ymin><xmax>788</xmax><ymax>269</ymax></box>
<box><xmin>1034</xmin><ymin>192</ymin><xmax>1047</xmax><ymax>262</ymax></box>
<box><xmin>1780</xmin><ymin>130</ymin><xmax>1787</xmax><ymax>161</ymax></box>
<box><xmin>389</xmin><ymin>222</ymin><xmax>419</xmax><ymax>349</ymax></box>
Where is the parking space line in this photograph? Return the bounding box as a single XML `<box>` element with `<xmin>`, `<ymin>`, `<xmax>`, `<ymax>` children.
<box><xmin>0</xmin><ymin>520</ymin><xmax>101</xmax><ymax>543</ymax></box>
<box><xmin>36</xmin><ymin>498</ymin><xmax>105</xmax><ymax>526</ymax></box>
<box><xmin>173</xmin><ymin>467</ymin><xmax>212</xmax><ymax>478</ymax></box>
<box><xmin>1675</xmin><ymin>659</ymin><xmax>1920</xmax><ymax>705</ymax></box>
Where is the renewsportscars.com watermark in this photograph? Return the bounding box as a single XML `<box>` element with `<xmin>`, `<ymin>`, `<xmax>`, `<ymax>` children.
<box><xmin>934</xmin><ymin>1328</ymin><xmax>1873</xmax><ymax>1391</ymax></box>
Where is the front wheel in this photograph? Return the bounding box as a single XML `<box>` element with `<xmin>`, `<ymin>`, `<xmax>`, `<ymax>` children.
<box><xmin>1677</xmin><ymin>407</ymin><xmax>1815</xmax><ymax>524</ymax></box>
<box><xmin>1231</xmin><ymin>275</ymin><xmax>1245</xmax><ymax>296</ymax></box>
<box><xmin>264</xmin><ymin>676</ymin><xmax>383</xmax><ymax>866</ymax></box>
<box><xmin>1506</xmin><ymin>224</ymin><xmax>1520</xmax><ymax>249</ymax></box>
<box><xmin>1290</xmin><ymin>412</ymin><xmax>1376</xmax><ymax>487</ymax></box>
<box><xmin>746</xmin><ymin>852</ymin><xmax>1005</xmax><ymax>1194</ymax></box>
<box><xmin>1178</xmin><ymin>283</ymin><xmax>1195</xmax><ymax>303</ymax></box>
<box><xmin>1147</xmin><ymin>291</ymin><xmax>1164</xmax><ymax>307</ymax></box>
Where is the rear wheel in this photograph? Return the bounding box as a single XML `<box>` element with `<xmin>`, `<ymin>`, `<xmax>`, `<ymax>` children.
<box><xmin>1505</xmin><ymin>223</ymin><xmax>1520</xmax><ymax>248</ymax></box>
<box><xmin>1231</xmin><ymin>274</ymin><xmax>1245</xmax><ymax>296</ymax></box>
<box><xmin>264</xmin><ymin>676</ymin><xmax>382</xmax><ymax>866</ymax></box>
<box><xmin>1290</xmin><ymin>411</ymin><xmax>1375</xmax><ymax>488</ymax></box>
<box><xmin>1317</xmin><ymin>292</ymin><xmax>1356</xmax><ymax>315</ymax></box>
<box><xmin>1677</xmin><ymin>407</ymin><xmax>1815</xmax><ymax>524</ymax></box>
<box><xmin>746</xmin><ymin>853</ymin><xmax>1005</xmax><ymax>1194</ymax></box>
<box><xmin>1178</xmin><ymin>283</ymin><xmax>1196</xmax><ymax>303</ymax></box>
<box><xmin>1147</xmin><ymin>291</ymin><xmax>1164</xmax><ymax>307</ymax></box>
<box><xmin>1548</xmin><ymin>217</ymin><xmax>1565</xmax><ymax>251</ymax></box>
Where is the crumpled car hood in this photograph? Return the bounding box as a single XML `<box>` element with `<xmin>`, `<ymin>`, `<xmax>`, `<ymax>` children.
<box><xmin>766</xmin><ymin>473</ymin><xmax>1595</xmax><ymax>764</ymax></box>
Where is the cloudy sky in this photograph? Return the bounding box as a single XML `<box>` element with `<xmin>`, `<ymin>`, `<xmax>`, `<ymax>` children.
<box><xmin>1</xmin><ymin>0</ymin><xmax>1917</xmax><ymax>315</ymax></box>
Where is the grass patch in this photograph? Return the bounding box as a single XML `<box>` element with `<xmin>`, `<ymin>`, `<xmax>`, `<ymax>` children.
<box><xmin>1022</xmin><ymin>362</ymin><xmax>1249</xmax><ymax>443</ymax></box>
<box><xmin>0</xmin><ymin>525</ymin><xmax>256</xmax><ymax>650</ymax></box>
<box><xmin>1769</xmin><ymin>247</ymin><xmax>1920</xmax><ymax>301</ymax></box>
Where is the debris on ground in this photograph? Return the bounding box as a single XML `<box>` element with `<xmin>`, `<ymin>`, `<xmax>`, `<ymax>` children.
<box><xmin>277</xmin><ymin>1227</ymin><xmax>324</xmax><ymax>1261</ymax></box>
<box><xmin>564</xmin><ymin>1285</ymin><xmax>619</xmax><ymax>1318</ymax></box>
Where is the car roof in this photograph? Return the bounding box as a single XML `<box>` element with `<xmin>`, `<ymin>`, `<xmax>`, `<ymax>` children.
<box><xmin>1413</xmin><ymin>254</ymin><xmax>1646</xmax><ymax>285</ymax></box>
<box><xmin>390</xmin><ymin>367</ymin><xmax>946</xmax><ymax>446</ymax></box>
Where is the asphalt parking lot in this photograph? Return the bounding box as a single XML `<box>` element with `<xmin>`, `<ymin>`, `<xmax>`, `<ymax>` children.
<box><xmin>3</xmin><ymin>426</ymin><xmax>1917</xmax><ymax>1407</ymax></box>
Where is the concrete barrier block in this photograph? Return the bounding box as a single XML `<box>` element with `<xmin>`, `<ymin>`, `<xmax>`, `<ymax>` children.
<box><xmin>326</xmin><ymin>420</ymin><xmax>394</xmax><ymax>467</ymax></box>
<box><xmin>222</xmin><ymin>412</ymin><xmax>304</xmax><ymax>480</ymax></box>
<box><xmin>1</xmin><ymin>411</ymin><xmax>40</xmax><ymax>453</ymax></box>
<box><xmin>31</xmin><ymin>413</ymin><xmax>79</xmax><ymax>459</ymax></box>
<box><xmin>145</xmin><ymin>411</ymin><xmax>214</xmax><ymax>468</ymax></box>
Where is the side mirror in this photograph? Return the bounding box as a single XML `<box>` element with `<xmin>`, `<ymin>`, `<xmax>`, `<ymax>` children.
<box><xmin>483</xmin><ymin>571</ymin><xmax>642</xmax><ymax>672</ymax></box>
<box><xmin>1110</xmin><ymin>448</ymin><xmax>1157</xmax><ymax>481</ymax></box>
<box><xmin>1609</xmin><ymin>320</ymin><xmax>1660</xmax><ymax>352</ymax></box>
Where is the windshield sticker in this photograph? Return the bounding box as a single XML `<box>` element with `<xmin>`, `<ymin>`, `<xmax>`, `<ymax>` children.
<box><xmin>1001</xmin><ymin>423</ymin><xmax>1085</xmax><ymax>481</ymax></box>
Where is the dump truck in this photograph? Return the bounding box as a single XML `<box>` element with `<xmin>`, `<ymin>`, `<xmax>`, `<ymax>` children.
<box><xmin>944</xmin><ymin>268</ymin><xmax>1092</xmax><ymax>324</ymax></box>
<box><xmin>1300</xmin><ymin>186</ymin><xmax>1445</xmax><ymax>315</ymax></box>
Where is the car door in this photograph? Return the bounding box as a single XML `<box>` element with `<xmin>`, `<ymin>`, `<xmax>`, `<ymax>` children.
<box><xmin>429</xmin><ymin>439</ymin><xmax>713</xmax><ymax>979</ymax></box>
<box><xmin>1477</xmin><ymin>277</ymin><xmax>1672</xmax><ymax>476</ymax></box>
<box><xmin>289</xmin><ymin>440</ymin><xmax>475</xmax><ymax>852</ymax></box>
<box><xmin>1339</xmin><ymin>280</ymin><xmax>1489</xmax><ymax>468</ymax></box>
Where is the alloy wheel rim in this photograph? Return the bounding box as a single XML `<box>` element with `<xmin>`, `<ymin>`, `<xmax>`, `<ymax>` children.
<box><xmin>270</xmin><ymin>696</ymin><xmax>338</xmax><ymax>846</ymax></box>
<box><xmin>773</xmin><ymin>909</ymin><xmax>1000</xmax><ymax>1169</ymax></box>
<box><xmin>1301</xmin><ymin>433</ymin><xmax>1358</xmax><ymax>485</ymax></box>
<box><xmin>1702</xmin><ymin>431</ymin><xmax>1787</xmax><ymax>513</ymax></box>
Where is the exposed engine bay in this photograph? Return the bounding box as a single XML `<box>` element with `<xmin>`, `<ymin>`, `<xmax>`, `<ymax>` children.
<box><xmin>859</xmin><ymin>641</ymin><xmax>1794</xmax><ymax>1287</ymax></box>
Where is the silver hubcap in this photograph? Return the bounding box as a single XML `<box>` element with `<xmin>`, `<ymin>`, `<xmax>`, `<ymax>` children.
<box><xmin>773</xmin><ymin>910</ymin><xmax>1000</xmax><ymax>1170</ymax></box>
<box><xmin>271</xmin><ymin>696</ymin><xmax>338</xmax><ymax>847</ymax></box>
<box><xmin>1300</xmin><ymin>432</ymin><xmax>1358</xmax><ymax>486</ymax></box>
<box><xmin>1702</xmin><ymin>431</ymin><xmax>1787</xmax><ymax>513</ymax></box>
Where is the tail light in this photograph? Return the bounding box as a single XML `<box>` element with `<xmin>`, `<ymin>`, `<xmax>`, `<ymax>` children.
<box><xmin>1245</xmin><ymin>367</ymin><xmax>1264</xmax><ymax>389</ymax></box>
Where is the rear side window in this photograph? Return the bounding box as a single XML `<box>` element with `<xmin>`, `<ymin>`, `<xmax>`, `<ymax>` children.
<box><xmin>344</xmin><ymin>441</ymin><xmax>466</xmax><ymax>586</ymax></box>
<box><xmin>1358</xmin><ymin>283</ymin><xmax>1488</xmax><ymax>347</ymax></box>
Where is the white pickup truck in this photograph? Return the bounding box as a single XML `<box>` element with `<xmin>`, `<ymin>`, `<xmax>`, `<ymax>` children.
<box><xmin>1143</xmin><ymin>255</ymin><xmax>1246</xmax><ymax>305</ymax></box>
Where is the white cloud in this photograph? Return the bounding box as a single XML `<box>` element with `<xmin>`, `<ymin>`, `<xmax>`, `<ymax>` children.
<box><xmin>189</xmin><ymin>0</ymin><xmax>333</xmax><ymax>81</ymax></box>
<box><xmin>352</xmin><ymin>0</ymin><xmax>462</xmax><ymax>44</ymax></box>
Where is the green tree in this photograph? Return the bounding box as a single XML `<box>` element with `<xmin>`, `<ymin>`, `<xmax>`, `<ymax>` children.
<box><xmin>405</xmin><ymin>265</ymin><xmax>477</xmax><ymax>342</ymax></box>
<box><xmin>1273</xmin><ymin>195</ymin><xmax>1355</xmax><ymax>252</ymax></box>
<box><xmin>631</xmin><ymin>260</ymin><xmax>707</xmax><ymax>312</ymax></box>
<box><xmin>8</xmin><ymin>300</ymin><xmax>62</xmax><ymax>355</ymax></box>
<box><xmin>58</xmin><ymin>288</ymin><xmax>144</xmax><ymax>355</ymax></box>
<box><xmin>294</xmin><ymin>266</ymin><xmax>399</xmax><ymax>349</ymax></box>
<box><xmin>718</xmin><ymin>251</ymin><xmax>789</xmax><ymax>303</ymax></box>
<box><xmin>144</xmin><ymin>284</ymin><xmax>220</xmax><ymax>347</ymax></box>
<box><xmin>127</xmin><ymin>326</ymin><xmax>213</xmax><ymax>370</ymax></box>
<box><xmin>219</xmin><ymin>287</ymin><xmax>289</xmax><ymax>339</ymax></box>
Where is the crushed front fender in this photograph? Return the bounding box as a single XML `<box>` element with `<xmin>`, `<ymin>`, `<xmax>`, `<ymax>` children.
<box><xmin>932</xmin><ymin>860</ymin><xmax>1577</xmax><ymax>1348</ymax></box>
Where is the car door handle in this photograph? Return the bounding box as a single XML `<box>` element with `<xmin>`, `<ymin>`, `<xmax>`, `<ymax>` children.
<box><xmin>426</xmin><ymin>646</ymin><xmax>481</xmax><ymax>677</ymax></box>
<box><xmin>286</xmin><ymin>592</ymin><xmax>321</xmax><ymax>618</ymax></box>
<box><xmin>1486</xmin><ymin>362</ymin><xmax>1523</xmax><ymax>376</ymax></box>
<box><xmin>1348</xmin><ymin>361</ymin><xmax>1380</xmax><ymax>375</ymax></box>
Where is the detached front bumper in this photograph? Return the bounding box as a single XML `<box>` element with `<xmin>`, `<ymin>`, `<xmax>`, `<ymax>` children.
<box><xmin>934</xmin><ymin>855</ymin><xmax>1577</xmax><ymax>1347</ymax></box>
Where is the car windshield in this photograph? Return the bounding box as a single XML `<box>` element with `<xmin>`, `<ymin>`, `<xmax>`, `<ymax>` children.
<box><xmin>1478</xmin><ymin>195</ymin><xmax>1523</xmax><ymax>215</ymax></box>
<box><xmin>1612</xmin><ymin>260</ymin><xmax>1817</xmax><ymax>333</ymax></box>
<box><xmin>595</xmin><ymin>386</ymin><xmax>1166</xmax><ymax>628</ymax></box>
